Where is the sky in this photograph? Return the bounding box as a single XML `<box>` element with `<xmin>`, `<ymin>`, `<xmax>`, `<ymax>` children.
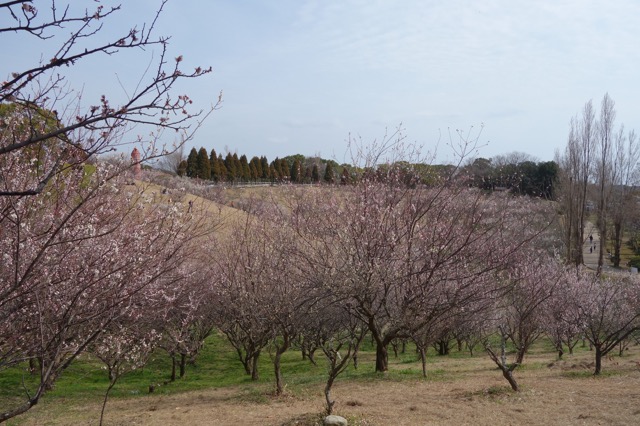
<box><xmin>4</xmin><ymin>0</ymin><xmax>640</xmax><ymax>165</ymax></box>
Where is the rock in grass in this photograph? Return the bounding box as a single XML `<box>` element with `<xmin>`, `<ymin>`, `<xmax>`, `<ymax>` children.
<box><xmin>324</xmin><ymin>415</ymin><xmax>348</xmax><ymax>426</ymax></box>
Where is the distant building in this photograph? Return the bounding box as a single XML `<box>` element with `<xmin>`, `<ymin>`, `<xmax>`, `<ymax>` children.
<box><xmin>131</xmin><ymin>147</ymin><xmax>142</xmax><ymax>179</ymax></box>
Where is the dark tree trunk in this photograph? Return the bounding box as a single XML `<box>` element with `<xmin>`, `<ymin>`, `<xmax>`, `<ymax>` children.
<box><xmin>99</xmin><ymin>380</ymin><xmax>116</xmax><ymax>426</ymax></box>
<box><xmin>251</xmin><ymin>350</ymin><xmax>260</xmax><ymax>381</ymax></box>
<box><xmin>179</xmin><ymin>353</ymin><xmax>187</xmax><ymax>378</ymax></box>
<box><xmin>501</xmin><ymin>368</ymin><xmax>519</xmax><ymax>392</ymax></box>
<box><xmin>170</xmin><ymin>354</ymin><xmax>176</xmax><ymax>382</ymax></box>
<box><xmin>419</xmin><ymin>347</ymin><xmax>427</xmax><ymax>378</ymax></box>
<box><xmin>237</xmin><ymin>347</ymin><xmax>251</xmax><ymax>375</ymax></box>
<box><xmin>515</xmin><ymin>347</ymin><xmax>527</xmax><ymax>365</ymax></box>
<box><xmin>594</xmin><ymin>345</ymin><xmax>602</xmax><ymax>375</ymax></box>
<box><xmin>324</xmin><ymin>375</ymin><xmax>336</xmax><ymax>415</ymax></box>
<box><xmin>557</xmin><ymin>343</ymin><xmax>564</xmax><ymax>360</ymax></box>
<box><xmin>375</xmin><ymin>343</ymin><xmax>388</xmax><ymax>372</ymax></box>
<box><xmin>274</xmin><ymin>335</ymin><xmax>290</xmax><ymax>395</ymax></box>
<box><xmin>613</xmin><ymin>222</ymin><xmax>622</xmax><ymax>268</ymax></box>
<box><xmin>435</xmin><ymin>339</ymin><xmax>450</xmax><ymax>356</ymax></box>
<box><xmin>274</xmin><ymin>351</ymin><xmax>284</xmax><ymax>394</ymax></box>
<box><xmin>308</xmin><ymin>348</ymin><xmax>317</xmax><ymax>366</ymax></box>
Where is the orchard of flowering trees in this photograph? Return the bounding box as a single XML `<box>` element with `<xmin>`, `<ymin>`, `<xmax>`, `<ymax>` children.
<box><xmin>0</xmin><ymin>0</ymin><xmax>219</xmax><ymax>421</ymax></box>
<box><xmin>3</xmin><ymin>2</ymin><xmax>640</xmax><ymax>424</ymax></box>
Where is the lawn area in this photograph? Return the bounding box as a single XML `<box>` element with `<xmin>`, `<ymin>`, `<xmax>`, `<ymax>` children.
<box><xmin>3</xmin><ymin>333</ymin><xmax>640</xmax><ymax>425</ymax></box>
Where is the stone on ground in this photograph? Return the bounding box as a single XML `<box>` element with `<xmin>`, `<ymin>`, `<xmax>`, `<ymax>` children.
<box><xmin>324</xmin><ymin>414</ymin><xmax>348</xmax><ymax>426</ymax></box>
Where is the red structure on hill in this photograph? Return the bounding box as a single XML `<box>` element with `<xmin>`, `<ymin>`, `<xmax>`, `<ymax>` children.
<box><xmin>131</xmin><ymin>147</ymin><xmax>142</xmax><ymax>179</ymax></box>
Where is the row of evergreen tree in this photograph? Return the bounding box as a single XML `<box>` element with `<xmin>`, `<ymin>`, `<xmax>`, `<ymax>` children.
<box><xmin>178</xmin><ymin>147</ymin><xmax>343</xmax><ymax>184</ymax></box>
<box><xmin>176</xmin><ymin>147</ymin><xmax>559</xmax><ymax>199</ymax></box>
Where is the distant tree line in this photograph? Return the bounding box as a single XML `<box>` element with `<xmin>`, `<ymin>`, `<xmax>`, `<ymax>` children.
<box><xmin>462</xmin><ymin>153</ymin><xmax>559</xmax><ymax>199</ymax></box>
<box><xmin>175</xmin><ymin>147</ymin><xmax>559</xmax><ymax>200</ymax></box>
<box><xmin>177</xmin><ymin>147</ymin><xmax>345</xmax><ymax>184</ymax></box>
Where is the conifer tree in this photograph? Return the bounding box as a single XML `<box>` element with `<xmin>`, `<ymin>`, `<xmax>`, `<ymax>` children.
<box><xmin>290</xmin><ymin>159</ymin><xmax>301</xmax><ymax>183</ymax></box>
<box><xmin>250</xmin><ymin>162</ymin><xmax>259</xmax><ymax>181</ymax></box>
<box><xmin>177</xmin><ymin>160</ymin><xmax>188</xmax><ymax>177</ymax></box>
<box><xmin>197</xmin><ymin>147</ymin><xmax>211</xmax><ymax>180</ymax></box>
<box><xmin>280</xmin><ymin>158</ymin><xmax>290</xmax><ymax>181</ymax></box>
<box><xmin>324</xmin><ymin>161</ymin><xmax>335</xmax><ymax>184</ymax></box>
<box><xmin>340</xmin><ymin>168</ymin><xmax>351</xmax><ymax>185</ymax></box>
<box><xmin>311</xmin><ymin>164</ymin><xmax>320</xmax><ymax>183</ymax></box>
<box><xmin>210</xmin><ymin>148</ymin><xmax>220</xmax><ymax>181</ymax></box>
<box><xmin>186</xmin><ymin>148</ymin><xmax>199</xmax><ymax>178</ymax></box>
<box><xmin>240</xmin><ymin>155</ymin><xmax>251</xmax><ymax>181</ymax></box>
<box><xmin>225</xmin><ymin>152</ymin><xmax>236</xmax><ymax>181</ymax></box>
<box><xmin>250</xmin><ymin>156</ymin><xmax>262</xmax><ymax>180</ymax></box>
<box><xmin>261</xmin><ymin>156</ymin><xmax>270</xmax><ymax>179</ymax></box>
<box><xmin>272</xmin><ymin>157</ymin><xmax>282</xmax><ymax>181</ymax></box>
<box><xmin>218</xmin><ymin>153</ymin><xmax>228</xmax><ymax>181</ymax></box>
<box><xmin>304</xmin><ymin>166</ymin><xmax>313</xmax><ymax>183</ymax></box>
<box><xmin>233</xmin><ymin>153</ymin><xmax>242</xmax><ymax>179</ymax></box>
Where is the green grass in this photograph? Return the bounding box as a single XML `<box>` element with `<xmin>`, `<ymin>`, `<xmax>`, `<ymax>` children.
<box><xmin>0</xmin><ymin>333</ymin><xmax>621</xmax><ymax>424</ymax></box>
<box><xmin>0</xmin><ymin>334</ymin><xmax>467</xmax><ymax>408</ymax></box>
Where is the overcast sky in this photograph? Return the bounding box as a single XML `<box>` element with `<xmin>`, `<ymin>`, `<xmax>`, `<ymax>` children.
<box><xmin>5</xmin><ymin>1</ymin><xmax>640</xmax><ymax>164</ymax></box>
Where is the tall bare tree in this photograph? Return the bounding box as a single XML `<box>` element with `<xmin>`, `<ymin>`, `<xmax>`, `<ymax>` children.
<box><xmin>609</xmin><ymin>128</ymin><xmax>640</xmax><ymax>267</ymax></box>
<box><xmin>594</xmin><ymin>93</ymin><xmax>617</xmax><ymax>273</ymax></box>
<box><xmin>556</xmin><ymin>100</ymin><xmax>596</xmax><ymax>266</ymax></box>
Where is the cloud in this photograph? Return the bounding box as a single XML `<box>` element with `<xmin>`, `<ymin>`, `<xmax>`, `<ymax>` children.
<box><xmin>285</xmin><ymin>0</ymin><xmax>640</xmax><ymax>83</ymax></box>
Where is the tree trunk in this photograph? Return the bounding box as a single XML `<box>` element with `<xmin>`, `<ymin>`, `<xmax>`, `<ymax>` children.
<box><xmin>501</xmin><ymin>368</ymin><xmax>519</xmax><ymax>391</ymax></box>
<box><xmin>557</xmin><ymin>343</ymin><xmax>564</xmax><ymax>360</ymax></box>
<box><xmin>251</xmin><ymin>350</ymin><xmax>260</xmax><ymax>381</ymax></box>
<box><xmin>391</xmin><ymin>340</ymin><xmax>399</xmax><ymax>358</ymax></box>
<box><xmin>324</xmin><ymin>375</ymin><xmax>336</xmax><ymax>415</ymax></box>
<box><xmin>436</xmin><ymin>339</ymin><xmax>450</xmax><ymax>356</ymax></box>
<box><xmin>99</xmin><ymin>380</ymin><xmax>116</xmax><ymax>426</ymax></box>
<box><xmin>375</xmin><ymin>343</ymin><xmax>388</xmax><ymax>372</ymax></box>
<box><xmin>273</xmin><ymin>333</ymin><xmax>291</xmax><ymax>395</ymax></box>
<box><xmin>274</xmin><ymin>351</ymin><xmax>284</xmax><ymax>395</ymax></box>
<box><xmin>594</xmin><ymin>345</ymin><xmax>602</xmax><ymax>375</ymax></box>
<box><xmin>419</xmin><ymin>347</ymin><xmax>427</xmax><ymax>378</ymax></box>
<box><xmin>170</xmin><ymin>354</ymin><xmax>176</xmax><ymax>382</ymax></box>
<box><xmin>515</xmin><ymin>347</ymin><xmax>527</xmax><ymax>366</ymax></box>
<box><xmin>237</xmin><ymin>348</ymin><xmax>251</xmax><ymax>375</ymax></box>
<box><xmin>613</xmin><ymin>222</ymin><xmax>622</xmax><ymax>268</ymax></box>
<box><xmin>179</xmin><ymin>353</ymin><xmax>187</xmax><ymax>378</ymax></box>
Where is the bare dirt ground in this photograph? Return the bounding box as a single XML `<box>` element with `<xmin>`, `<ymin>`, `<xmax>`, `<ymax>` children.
<box><xmin>18</xmin><ymin>346</ymin><xmax>640</xmax><ymax>426</ymax></box>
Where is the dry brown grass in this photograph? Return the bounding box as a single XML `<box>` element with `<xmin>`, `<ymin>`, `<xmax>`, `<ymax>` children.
<box><xmin>17</xmin><ymin>344</ymin><xmax>640</xmax><ymax>426</ymax></box>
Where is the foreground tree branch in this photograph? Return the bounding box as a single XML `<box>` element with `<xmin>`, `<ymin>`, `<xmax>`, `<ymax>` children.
<box><xmin>1</xmin><ymin>0</ymin><xmax>220</xmax><ymax>197</ymax></box>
